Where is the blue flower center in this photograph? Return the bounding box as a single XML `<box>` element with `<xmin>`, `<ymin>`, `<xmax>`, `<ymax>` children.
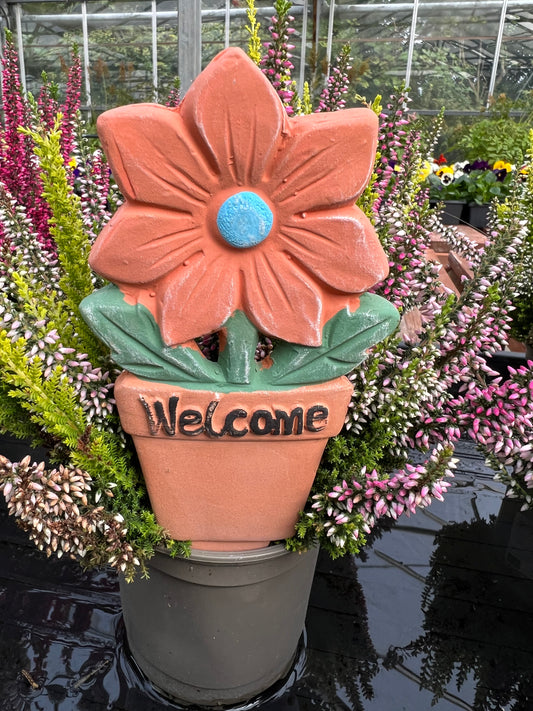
<box><xmin>216</xmin><ymin>191</ymin><xmax>273</xmax><ymax>248</ymax></box>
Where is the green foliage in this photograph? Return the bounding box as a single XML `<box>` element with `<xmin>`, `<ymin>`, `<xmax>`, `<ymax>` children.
<box><xmin>356</xmin><ymin>93</ymin><xmax>382</xmax><ymax>220</ymax></box>
<box><xmin>0</xmin><ymin>380</ymin><xmax>41</xmax><ymax>442</ymax></box>
<box><xmin>0</xmin><ymin>333</ymin><xmax>85</xmax><ymax>446</ymax></box>
<box><xmin>437</xmin><ymin>168</ymin><xmax>514</xmax><ymax>206</ymax></box>
<box><xmin>463</xmin><ymin>168</ymin><xmax>513</xmax><ymax>205</ymax></box>
<box><xmin>441</xmin><ymin>94</ymin><xmax>533</xmax><ymax>166</ymax></box>
<box><xmin>455</xmin><ymin>118</ymin><xmax>529</xmax><ymax>166</ymax></box>
<box><xmin>300</xmin><ymin>82</ymin><xmax>313</xmax><ymax>115</ymax></box>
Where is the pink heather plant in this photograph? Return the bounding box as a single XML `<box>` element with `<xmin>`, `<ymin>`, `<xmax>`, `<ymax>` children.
<box><xmin>312</xmin><ymin>445</ymin><xmax>455</xmax><ymax>549</ymax></box>
<box><xmin>315</xmin><ymin>45</ymin><xmax>352</xmax><ymax>113</ymax></box>
<box><xmin>0</xmin><ymin>35</ymin><xmax>86</xmax><ymax>253</ymax></box>
<box><xmin>286</xmin><ymin>83</ymin><xmax>532</xmax><ymax>556</ymax></box>
<box><xmin>259</xmin><ymin>0</ymin><xmax>297</xmax><ymax>115</ymax></box>
<box><xmin>59</xmin><ymin>51</ymin><xmax>82</xmax><ymax>168</ymax></box>
<box><xmin>0</xmin><ymin>34</ymin><xmax>118</xmax><ymax>254</ymax></box>
<box><xmin>37</xmin><ymin>74</ymin><xmax>59</xmax><ymax>134</ymax></box>
<box><xmin>0</xmin><ymin>33</ymin><xmax>52</xmax><ymax>252</ymax></box>
<box><xmin>452</xmin><ymin>362</ymin><xmax>533</xmax><ymax>504</ymax></box>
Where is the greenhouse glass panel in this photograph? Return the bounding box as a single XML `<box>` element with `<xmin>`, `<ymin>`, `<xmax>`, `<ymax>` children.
<box><xmin>201</xmin><ymin>0</ymin><xmax>228</xmax><ymax>67</ymax></box>
<box><xmin>6</xmin><ymin>0</ymin><xmax>530</xmax><ymax>117</ymax></box>
<box><xmin>334</xmin><ymin>2</ymin><xmax>413</xmax><ymax>105</ymax></box>
<box><xmin>13</xmin><ymin>2</ymin><xmax>83</xmax><ymax>101</ymax></box>
<box><xmin>494</xmin><ymin>8</ymin><xmax>533</xmax><ymax>104</ymax></box>
<box><xmin>86</xmin><ymin>2</ymin><xmax>156</xmax><ymax>110</ymax></box>
<box><xmin>155</xmin><ymin>3</ymin><xmax>180</xmax><ymax>103</ymax></box>
<box><xmin>409</xmin><ymin>0</ymin><xmax>502</xmax><ymax>111</ymax></box>
<box><xmin>8</xmin><ymin>1</ymin><xmax>182</xmax><ymax>112</ymax></box>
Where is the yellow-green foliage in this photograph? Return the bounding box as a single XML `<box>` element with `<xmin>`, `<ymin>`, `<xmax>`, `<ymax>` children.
<box><xmin>354</xmin><ymin>94</ymin><xmax>382</xmax><ymax>221</ymax></box>
<box><xmin>300</xmin><ymin>82</ymin><xmax>313</xmax><ymax>115</ymax></box>
<box><xmin>245</xmin><ymin>0</ymin><xmax>262</xmax><ymax>65</ymax></box>
<box><xmin>20</xmin><ymin>117</ymin><xmax>106</xmax><ymax>365</ymax></box>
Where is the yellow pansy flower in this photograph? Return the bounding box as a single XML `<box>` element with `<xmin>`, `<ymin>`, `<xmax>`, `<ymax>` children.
<box><xmin>493</xmin><ymin>160</ymin><xmax>512</xmax><ymax>172</ymax></box>
<box><xmin>418</xmin><ymin>160</ymin><xmax>432</xmax><ymax>182</ymax></box>
<box><xmin>436</xmin><ymin>165</ymin><xmax>454</xmax><ymax>185</ymax></box>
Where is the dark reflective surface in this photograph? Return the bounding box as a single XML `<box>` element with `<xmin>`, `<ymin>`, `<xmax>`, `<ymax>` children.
<box><xmin>1</xmin><ymin>438</ymin><xmax>532</xmax><ymax>710</ymax></box>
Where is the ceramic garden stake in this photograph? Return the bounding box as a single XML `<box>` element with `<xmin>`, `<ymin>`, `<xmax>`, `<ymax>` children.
<box><xmin>81</xmin><ymin>47</ymin><xmax>399</xmax><ymax>550</ymax></box>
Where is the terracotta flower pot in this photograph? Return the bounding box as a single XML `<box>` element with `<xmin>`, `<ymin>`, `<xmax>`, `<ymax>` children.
<box><xmin>115</xmin><ymin>371</ymin><xmax>353</xmax><ymax>550</ymax></box>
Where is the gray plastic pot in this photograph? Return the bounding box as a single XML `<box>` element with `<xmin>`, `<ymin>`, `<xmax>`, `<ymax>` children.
<box><xmin>119</xmin><ymin>544</ymin><xmax>319</xmax><ymax>707</ymax></box>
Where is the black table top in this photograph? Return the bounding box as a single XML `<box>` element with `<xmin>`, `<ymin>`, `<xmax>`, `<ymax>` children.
<box><xmin>1</xmin><ymin>438</ymin><xmax>532</xmax><ymax>711</ymax></box>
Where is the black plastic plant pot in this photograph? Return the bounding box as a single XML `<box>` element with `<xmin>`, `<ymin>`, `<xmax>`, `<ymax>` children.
<box><xmin>119</xmin><ymin>544</ymin><xmax>319</xmax><ymax>707</ymax></box>
<box><xmin>440</xmin><ymin>200</ymin><xmax>465</xmax><ymax>225</ymax></box>
<box><xmin>465</xmin><ymin>203</ymin><xmax>490</xmax><ymax>230</ymax></box>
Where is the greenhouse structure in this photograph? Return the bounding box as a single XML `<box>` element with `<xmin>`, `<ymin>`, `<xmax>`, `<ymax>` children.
<box><xmin>0</xmin><ymin>0</ymin><xmax>532</xmax><ymax>115</ymax></box>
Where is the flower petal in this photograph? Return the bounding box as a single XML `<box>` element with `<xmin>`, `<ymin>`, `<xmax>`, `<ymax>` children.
<box><xmin>281</xmin><ymin>207</ymin><xmax>389</xmax><ymax>292</ymax></box>
<box><xmin>97</xmin><ymin>104</ymin><xmax>215</xmax><ymax>210</ymax></box>
<box><xmin>271</xmin><ymin>109</ymin><xmax>378</xmax><ymax>212</ymax></box>
<box><xmin>89</xmin><ymin>204</ymin><xmax>204</xmax><ymax>284</ymax></box>
<box><xmin>180</xmin><ymin>47</ymin><xmax>286</xmax><ymax>188</ymax></box>
<box><xmin>243</xmin><ymin>252</ymin><xmax>323</xmax><ymax>346</ymax></box>
<box><xmin>156</xmin><ymin>256</ymin><xmax>237</xmax><ymax>345</ymax></box>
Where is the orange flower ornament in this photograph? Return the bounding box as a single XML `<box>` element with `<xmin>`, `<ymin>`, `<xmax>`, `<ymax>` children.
<box><xmin>88</xmin><ymin>48</ymin><xmax>389</xmax><ymax>348</ymax></box>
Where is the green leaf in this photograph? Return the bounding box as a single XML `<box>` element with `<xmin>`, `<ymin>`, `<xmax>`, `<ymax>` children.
<box><xmin>217</xmin><ymin>310</ymin><xmax>259</xmax><ymax>385</ymax></box>
<box><xmin>80</xmin><ymin>285</ymin><xmax>222</xmax><ymax>384</ymax></box>
<box><xmin>262</xmin><ymin>293</ymin><xmax>399</xmax><ymax>386</ymax></box>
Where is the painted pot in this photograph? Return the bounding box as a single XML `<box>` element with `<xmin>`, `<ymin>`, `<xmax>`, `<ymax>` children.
<box><xmin>115</xmin><ymin>371</ymin><xmax>353</xmax><ymax>550</ymax></box>
<box><xmin>120</xmin><ymin>544</ymin><xmax>319</xmax><ymax>706</ymax></box>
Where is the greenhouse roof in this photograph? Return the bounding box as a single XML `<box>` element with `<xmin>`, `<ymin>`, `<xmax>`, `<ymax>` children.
<box><xmin>1</xmin><ymin>1</ymin><xmax>532</xmax><ymax>113</ymax></box>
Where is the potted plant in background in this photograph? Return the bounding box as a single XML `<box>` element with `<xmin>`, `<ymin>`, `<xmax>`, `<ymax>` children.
<box><xmin>426</xmin><ymin>155</ymin><xmax>468</xmax><ymax>225</ymax></box>
<box><xmin>453</xmin><ymin>92</ymin><xmax>532</xmax><ymax>168</ymax></box>
<box><xmin>460</xmin><ymin>159</ymin><xmax>514</xmax><ymax>230</ymax></box>
<box><xmin>0</xmin><ymin>0</ymin><xmax>532</xmax><ymax>705</ymax></box>
<box><xmin>425</xmin><ymin>155</ymin><xmax>514</xmax><ymax>230</ymax></box>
